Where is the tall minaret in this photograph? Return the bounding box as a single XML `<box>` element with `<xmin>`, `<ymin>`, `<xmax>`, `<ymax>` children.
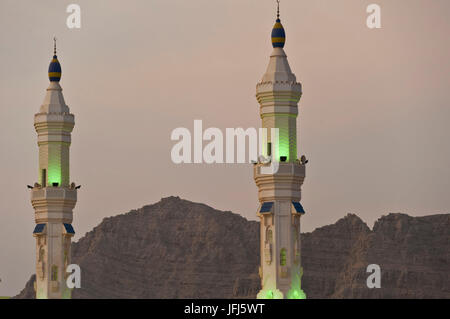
<box><xmin>254</xmin><ymin>2</ymin><xmax>307</xmax><ymax>299</ymax></box>
<box><xmin>30</xmin><ymin>40</ymin><xmax>77</xmax><ymax>299</ymax></box>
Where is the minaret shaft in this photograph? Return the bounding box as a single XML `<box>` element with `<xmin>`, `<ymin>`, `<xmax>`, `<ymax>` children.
<box><xmin>31</xmin><ymin>52</ymin><xmax>77</xmax><ymax>299</ymax></box>
<box><xmin>254</xmin><ymin>13</ymin><xmax>307</xmax><ymax>299</ymax></box>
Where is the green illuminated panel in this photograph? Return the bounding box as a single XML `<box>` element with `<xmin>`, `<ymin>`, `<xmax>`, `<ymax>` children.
<box><xmin>39</xmin><ymin>142</ymin><xmax>71</xmax><ymax>187</ymax></box>
<box><xmin>278</xmin><ymin>127</ymin><xmax>290</xmax><ymax>161</ymax></box>
<box><xmin>273</xmin><ymin>114</ymin><xmax>297</xmax><ymax>162</ymax></box>
<box><xmin>47</xmin><ymin>164</ymin><xmax>61</xmax><ymax>186</ymax></box>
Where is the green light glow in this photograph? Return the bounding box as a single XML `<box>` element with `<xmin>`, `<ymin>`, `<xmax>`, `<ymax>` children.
<box><xmin>47</xmin><ymin>165</ymin><xmax>61</xmax><ymax>186</ymax></box>
<box><xmin>45</xmin><ymin>145</ymin><xmax>63</xmax><ymax>186</ymax></box>
<box><xmin>277</xmin><ymin>127</ymin><xmax>290</xmax><ymax>161</ymax></box>
<box><xmin>280</xmin><ymin>248</ymin><xmax>287</xmax><ymax>266</ymax></box>
<box><xmin>62</xmin><ymin>288</ymin><xmax>72</xmax><ymax>299</ymax></box>
<box><xmin>288</xmin><ymin>268</ymin><xmax>307</xmax><ymax>299</ymax></box>
<box><xmin>257</xmin><ymin>288</ymin><xmax>284</xmax><ymax>299</ymax></box>
<box><xmin>287</xmin><ymin>288</ymin><xmax>307</xmax><ymax>299</ymax></box>
<box><xmin>36</xmin><ymin>289</ymin><xmax>46</xmax><ymax>299</ymax></box>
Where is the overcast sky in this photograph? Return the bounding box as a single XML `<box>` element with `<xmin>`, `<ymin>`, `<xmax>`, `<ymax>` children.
<box><xmin>1</xmin><ymin>0</ymin><xmax>449</xmax><ymax>296</ymax></box>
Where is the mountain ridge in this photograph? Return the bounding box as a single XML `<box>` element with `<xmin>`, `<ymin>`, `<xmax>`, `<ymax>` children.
<box><xmin>14</xmin><ymin>196</ymin><xmax>449</xmax><ymax>298</ymax></box>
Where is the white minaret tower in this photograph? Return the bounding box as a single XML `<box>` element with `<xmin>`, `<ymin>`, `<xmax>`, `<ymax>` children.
<box><xmin>254</xmin><ymin>3</ymin><xmax>307</xmax><ymax>299</ymax></box>
<box><xmin>30</xmin><ymin>40</ymin><xmax>77</xmax><ymax>299</ymax></box>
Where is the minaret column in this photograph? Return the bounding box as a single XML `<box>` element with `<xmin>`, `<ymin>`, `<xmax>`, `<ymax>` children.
<box><xmin>254</xmin><ymin>5</ymin><xmax>307</xmax><ymax>299</ymax></box>
<box><xmin>30</xmin><ymin>44</ymin><xmax>77</xmax><ymax>299</ymax></box>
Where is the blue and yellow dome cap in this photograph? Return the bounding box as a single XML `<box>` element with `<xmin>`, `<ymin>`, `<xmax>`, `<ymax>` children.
<box><xmin>48</xmin><ymin>55</ymin><xmax>62</xmax><ymax>82</ymax></box>
<box><xmin>271</xmin><ymin>2</ymin><xmax>286</xmax><ymax>48</ymax></box>
<box><xmin>48</xmin><ymin>38</ymin><xmax>61</xmax><ymax>82</ymax></box>
<box><xmin>271</xmin><ymin>18</ymin><xmax>286</xmax><ymax>48</ymax></box>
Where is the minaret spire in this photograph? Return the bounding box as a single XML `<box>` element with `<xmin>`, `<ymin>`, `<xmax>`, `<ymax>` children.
<box><xmin>53</xmin><ymin>37</ymin><xmax>57</xmax><ymax>55</ymax></box>
<box><xmin>277</xmin><ymin>0</ymin><xmax>280</xmax><ymax>20</ymax></box>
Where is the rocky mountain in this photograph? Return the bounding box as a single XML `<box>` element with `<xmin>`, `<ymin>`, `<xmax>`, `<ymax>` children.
<box><xmin>14</xmin><ymin>196</ymin><xmax>449</xmax><ymax>298</ymax></box>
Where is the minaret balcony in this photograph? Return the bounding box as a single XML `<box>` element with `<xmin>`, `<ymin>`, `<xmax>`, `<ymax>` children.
<box><xmin>256</xmin><ymin>81</ymin><xmax>302</xmax><ymax>97</ymax></box>
<box><xmin>254</xmin><ymin>161</ymin><xmax>305</xmax><ymax>177</ymax></box>
<box><xmin>31</xmin><ymin>186</ymin><xmax>77</xmax><ymax>202</ymax></box>
<box><xmin>254</xmin><ymin>162</ymin><xmax>305</xmax><ymax>202</ymax></box>
<box><xmin>31</xmin><ymin>186</ymin><xmax>77</xmax><ymax>223</ymax></box>
<box><xmin>34</xmin><ymin>113</ymin><xmax>74</xmax><ymax>127</ymax></box>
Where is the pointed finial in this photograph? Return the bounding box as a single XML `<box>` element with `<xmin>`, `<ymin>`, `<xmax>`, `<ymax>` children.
<box><xmin>53</xmin><ymin>37</ymin><xmax>57</xmax><ymax>55</ymax></box>
<box><xmin>49</xmin><ymin>37</ymin><xmax>61</xmax><ymax>82</ymax></box>
<box><xmin>277</xmin><ymin>0</ymin><xmax>280</xmax><ymax>20</ymax></box>
<box><xmin>271</xmin><ymin>1</ymin><xmax>285</xmax><ymax>48</ymax></box>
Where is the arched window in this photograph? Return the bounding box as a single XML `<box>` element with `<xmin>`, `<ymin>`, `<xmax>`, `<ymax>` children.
<box><xmin>38</xmin><ymin>246</ymin><xmax>45</xmax><ymax>262</ymax></box>
<box><xmin>51</xmin><ymin>265</ymin><xmax>58</xmax><ymax>281</ymax></box>
<box><xmin>280</xmin><ymin>248</ymin><xmax>287</xmax><ymax>266</ymax></box>
<box><xmin>266</xmin><ymin>227</ymin><xmax>273</xmax><ymax>244</ymax></box>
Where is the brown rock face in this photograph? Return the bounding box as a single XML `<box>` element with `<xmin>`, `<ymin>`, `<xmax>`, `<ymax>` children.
<box><xmin>74</xmin><ymin>196</ymin><xmax>260</xmax><ymax>298</ymax></box>
<box><xmin>14</xmin><ymin>197</ymin><xmax>449</xmax><ymax>299</ymax></box>
<box><xmin>332</xmin><ymin>213</ymin><xmax>450</xmax><ymax>298</ymax></box>
<box><xmin>301</xmin><ymin>213</ymin><xmax>371</xmax><ymax>298</ymax></box>
<box><xmin>14</xmin><ymin>274</ymin><xmax>36</xmax><ymax>299</ymax></box>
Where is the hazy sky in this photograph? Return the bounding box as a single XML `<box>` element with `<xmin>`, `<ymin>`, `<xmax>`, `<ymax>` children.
<box><xmin>1</xmin><ymin>0</ymin><xmax>449</xmax><ymax>296</ymax></box>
